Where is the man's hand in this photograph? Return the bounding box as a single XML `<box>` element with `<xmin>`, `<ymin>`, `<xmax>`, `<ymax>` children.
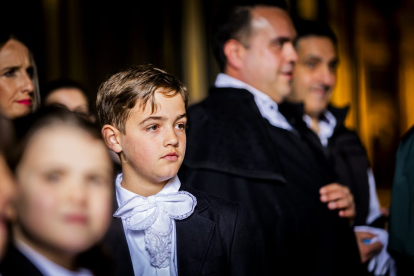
<box><xmin>355</xmin><ymin>231</ymin><xmax>383</xmax><ymax>263</ymax></box>
<box><xmin>319</xmin><ymin>183</ymin><xmax>355</xmax><ymax>220</ymax></box>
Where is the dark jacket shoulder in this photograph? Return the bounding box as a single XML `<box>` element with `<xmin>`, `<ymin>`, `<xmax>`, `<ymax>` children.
<box><xmin>185</xmin><ymin>87</ymin><xmax>285</xmax><ymax>183</ymax></box>
<box><xmin>0</xmin><ymin>243</ymin><xmax>43</xmax><ymax>276</ymax></box>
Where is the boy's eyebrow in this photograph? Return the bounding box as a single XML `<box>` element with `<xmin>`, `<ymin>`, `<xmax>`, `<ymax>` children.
<box><xmin>139</xmin><ymin>116</ymin><xmax>167</xmax><ymax>125</ymax></box>
<box><xmin>139</xmin><ymin>113</ymin><xmax>187</xmax><ymax>125</ymax></box>
<box><xmin>176</xmin><ymin>113</ymin><xmax>187</xmax><ymax>121</ymax></box>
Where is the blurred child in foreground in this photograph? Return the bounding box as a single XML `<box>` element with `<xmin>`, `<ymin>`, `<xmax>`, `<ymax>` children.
<box><xmin>0</xmin><ymin>107</ymin><xmax>114</xmax><ymax>276</ymax></box>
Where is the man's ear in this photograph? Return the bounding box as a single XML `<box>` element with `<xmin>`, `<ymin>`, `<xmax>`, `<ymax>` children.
<box><xmin>223</xmin><ymin>39</ymin><xmax>246</xmax><ymax>70</ymax></box>
<box><xmin>101</xmin><ymin>124</ymin><xmax>123</xmax><ymax>154</ymax></box>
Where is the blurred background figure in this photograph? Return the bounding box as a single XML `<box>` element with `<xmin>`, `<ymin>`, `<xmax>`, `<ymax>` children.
<box><xmin>0</xmin><ymin>114</ymin><xmax>16</xmax><ymax>261</ymax></box>
<box><xmin>42</xmin><ymin>79</ymin><xmax>93</xmax><ymax>121</ymax></box>
<box><xmin>284</xmin><ymin>19</ymin><xmax>394</xmax><ymax>276</ymax></box>
<box><xmin>0</xmin><ymin>34</ymin><xmax>40</xmax><ymax>119</ymax></box>
<box><xmin>180</xmin><ymin>1</ymin><xmax>363</xmax><ymax>275</ymax></box>
<box><xmin>388</xmin><ymin>126</ymin><xmax>414</xmax><ymax>276</ymax></box>
<box><xmin>1</xmin><ymin>0</ymin><xmax>412</xmax><ymax>209</ymax></box>
<box><xmin>0</xmin><ymin>107</ymin><xmax>113</xmax><ymax>276</ymax></box>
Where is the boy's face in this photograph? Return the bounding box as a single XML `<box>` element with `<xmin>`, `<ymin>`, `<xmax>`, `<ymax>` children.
<box><xmin>15</xmin><ymin>126</ymin><xmax>113</xmax><ymax>255</ymax></box>
<box><xmin>118</xmin><ymin>91</ymin><xmax>187</xmax><ymax>187</ymax></box>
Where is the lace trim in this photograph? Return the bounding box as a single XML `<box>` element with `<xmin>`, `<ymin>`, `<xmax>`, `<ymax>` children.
<box><xmin>117</xmin><ymin>190</ymin><xmax>197</xmax><ymax>269</ymax></box>
<box><xmin>161</xmin><ymin>191</ymin><xmax>197</xmax><ymax>220</ymax></box>
<box><xmin>145</xmin><ymin>218</ymin><xmax>173</xmax><ymax>268</ymax></box>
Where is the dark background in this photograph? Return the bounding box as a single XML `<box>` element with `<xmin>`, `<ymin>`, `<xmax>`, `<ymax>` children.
<box><xmin>3</xmin><ymin>0</ymin><xmax>414</xmax><ymax>204</ymax></box>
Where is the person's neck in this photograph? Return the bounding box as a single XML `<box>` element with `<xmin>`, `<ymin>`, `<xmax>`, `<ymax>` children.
<box><xmin>223</xmin><ymin>68</ymin><xmax>240</xmax><ymax>81</ymax></box>
<box><xmin>222</xmin><ymin>70</ymin><xmax>283</xmax><ymax>104</ymax></box>
<box><xmin>306</xmin><ymin>112</ymin><xmax>322</xmax><ymax>134</ymax></box>
<box><xmin>14</xmin><ymin>226</ymin><xmax>77</xmax><ymax>271</ymax></box>
<box><xmin>121</xmin><ymin>167</ymin><xmax>168</xmax><ymax>197</ymax></box>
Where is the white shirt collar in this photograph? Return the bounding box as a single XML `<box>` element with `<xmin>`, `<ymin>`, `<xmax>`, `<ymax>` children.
<box><xmin>303</xmin><ymin>110</ymin><xmax>337</xmax><ymax>147</ymax></box>
<box><xmin>214</xmin><ymin>73</ymin><xmax>292</xmax><ymax>131</ymax></box>
<box><xmin>114</xmin><ymin>174</ymin><xmax>184</xmax><ymax>276</ymax></box>
<box><xmin>16</xmin><ymin>240</ymin><xmax>93</xmax><ymax>276</ymax></box>
<box><xmin>115</xmin><ymin>174</ymin><xmax>181</xmax><ymax>206</ymax></box>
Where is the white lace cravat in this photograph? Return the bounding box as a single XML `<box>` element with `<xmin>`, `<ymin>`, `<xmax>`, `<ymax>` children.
<box><xmin>114</xmin><ymin>191</ymin><xmax>197</xmax><ymax>268</ymax></box>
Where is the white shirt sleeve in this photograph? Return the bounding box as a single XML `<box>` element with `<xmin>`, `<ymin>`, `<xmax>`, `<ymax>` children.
<box><xmin>365</xmin><ymin>168</ymin><xmax>382</xmax><ymax>225</ymax></box>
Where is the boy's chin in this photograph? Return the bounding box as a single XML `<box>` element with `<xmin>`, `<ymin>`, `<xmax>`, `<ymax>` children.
<box><xmin>156</xmin><ymin>171</ymin><xmax>179</xmax><ymax>183</ymax></box>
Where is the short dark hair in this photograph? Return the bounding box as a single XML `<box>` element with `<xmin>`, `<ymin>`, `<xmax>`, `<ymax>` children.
<box><xmin>211</xmin><ymin>0</ymin><xmax>288</xmax><ymax>71</ymax></box>
<box><xmin>96</xmin><ymin>64</ymin><xmax>188</xmax><ymax>134</ymax></box>
<box><xmin>42</xmin><ymin>79</ymin><xmax>87</xmax><ymax>104</ymax></box>
<box><xmin>294</xmin><ymin>19</ymin><xmax>338</xmax><ymax>48</ymax></box>
<box><xmin>7</xmin><ymin>106</ymin><xmax>103</xmax><ymax>172</ymax></box>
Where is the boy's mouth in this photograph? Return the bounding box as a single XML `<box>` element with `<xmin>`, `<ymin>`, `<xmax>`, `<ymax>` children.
<box><xmin>162</xmin><ymin>152</ymin><xmax>179</xmax><ymax>162</ymax></box>
<box><xmin>64</xmin><ymin>214</ymin><xmax>88</xmax><ymax>224</ymax></box>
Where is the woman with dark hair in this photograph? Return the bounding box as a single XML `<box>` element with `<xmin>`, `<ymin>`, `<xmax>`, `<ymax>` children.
<box><xmin>0</xmin><ymin>34</ymin><xmax>40</xmax><ymax>118</ymax></box>
<box><xmin>0</xmin><ymin>107</ymin><xmax>114</xmax><ymax>276</ymax></box>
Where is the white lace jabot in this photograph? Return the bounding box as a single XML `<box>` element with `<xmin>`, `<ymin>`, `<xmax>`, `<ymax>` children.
<box><xmin>114</xmin><ymin>174</ymin><xmax>197</xmax><ymax>271</ymax></box>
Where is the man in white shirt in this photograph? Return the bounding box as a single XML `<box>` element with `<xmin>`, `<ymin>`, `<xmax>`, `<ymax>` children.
<box><xmin>179</xmin><ymin>1</ymin><xmax>364</xmax><ymax>275</ymax></box>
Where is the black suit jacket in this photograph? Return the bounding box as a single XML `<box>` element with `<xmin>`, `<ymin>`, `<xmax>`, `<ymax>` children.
<box><xmin>0</xmin><ymin>244</ymin><xmax>43</xmax><ymax>276</ymax></box>
<box><xmin>0</xmin><ymin>242</ymin><xmax>113</xmax><ymax>276</ymax></box>
<box><xmin>179</xmin><ymin>87</ymin><xmax>364</xmax><ymax>276</ymax></box>
<box><xmin>103</xmin><ymin>184</ymin><xmax>256</xmax><ymax>276</ymax></box>
<box><xmin>279</xmin><ymin>102</ymin><xmax>371</xmax><ymax>226</ymax></box>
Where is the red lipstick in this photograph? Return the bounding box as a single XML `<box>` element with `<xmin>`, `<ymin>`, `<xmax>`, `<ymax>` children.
<box><xmin>17</xmin><ymin>99</ymin><xmax>32</xmax><ymax>106</ymax></box>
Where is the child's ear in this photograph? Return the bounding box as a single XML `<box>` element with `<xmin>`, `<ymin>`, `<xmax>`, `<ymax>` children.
<box><xmin>223</xmin><ymin>39</ymin><xmax>246</xmax><ymax>70</ymax></box>
<box><xmin>101</xmin><ymin>125</ymin><xmax>123</xmax><ymax>154</ymax></box>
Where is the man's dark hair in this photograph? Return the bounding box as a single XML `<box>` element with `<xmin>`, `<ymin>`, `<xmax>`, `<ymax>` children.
<box><xmin>294</xmin><ymin>19</ymin><xmax>338</xmax><ymax>48</ymax></box>
<box><xmin>212</xmin><ymin>0</ymin><xmax>288</xmax><ymax>72</ymax></box>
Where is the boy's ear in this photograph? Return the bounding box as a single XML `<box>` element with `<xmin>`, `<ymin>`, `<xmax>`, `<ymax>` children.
<box><xmin>101</xmin><ymin>124</ymin><xmax>123</xmax><ymax>154</ymax></box>
<box><xmin>223</xmin><ymin>39</ymin><xmax>246</xmax><ymax>70</ymax></box>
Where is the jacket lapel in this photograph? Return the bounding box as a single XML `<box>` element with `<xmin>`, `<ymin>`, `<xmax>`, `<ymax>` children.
<box><xmin>176</xmin><ymin>186</ymin><xmax>214</xmax><ymax>276</ymax></box>
<box><xmin>279</xmin><ymin>101</ymin><xmax>335</xmax><ymax>176</ymax></box>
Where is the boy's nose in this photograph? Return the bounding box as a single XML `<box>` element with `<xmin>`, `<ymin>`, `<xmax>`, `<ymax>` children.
<box><xmin>164</xmin><ymin>129</ymin><xmax>179</xmax><ymax>147</ymax></box>
<box><xmin>67</xmin><ymin>182</ymin><xmax>87</xmax><ymax>206</ymax></box>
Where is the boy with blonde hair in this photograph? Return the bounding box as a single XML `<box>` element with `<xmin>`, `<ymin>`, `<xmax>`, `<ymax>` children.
<box><xmin>97</xmin><ymin>65</ymin><xmax>255</xmax><ymax>276</ymax></box>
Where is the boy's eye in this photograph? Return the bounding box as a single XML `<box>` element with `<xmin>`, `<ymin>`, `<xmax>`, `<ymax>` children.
<box><xmin>175</xmin><ymin>123</ymin><xmax>186</xmax><ymax>130</ymax></box>
<box><xmin>146</xmin><ymin>124</ymin><xmax>159</xmax><ymax>132</ymax></box>
<box><xmin>86</xmin><ymin>175</ymin><xmax>106</xmax><ymax>187</ymax></box>
<box><xmin>45</xmin><ymin>172</ymin><xmax>62</xmax><ymax>183</ymax></box>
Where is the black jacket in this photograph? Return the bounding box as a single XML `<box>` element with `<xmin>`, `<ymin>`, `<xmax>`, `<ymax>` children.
<box><xmin>0</xmin><ymin>244</ymin><xmax>43</xmax><ymax>276</ymax></box>
<box><xmin>179</xmin><ymin>87</ymin><xmax>364</xmax><ymax>276</ymax></box>
<box><xmin>103</xmin><ymin>184</ymin><xmax>256</xmax><ymax>276</ymax></box>
<box><xmin>279</xmin><ymin>102</ymin><xmax>371</xmax><ymax>226</ymax></box>
<box><xmin>388</xmin><ymin>126</ymin><xmax>414</xmax><ymax>275</ymax></box>
<box><xmin>0</xmin><ymin>240</ymin><xmax>112</xmax><ymax>276</ymax></box>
